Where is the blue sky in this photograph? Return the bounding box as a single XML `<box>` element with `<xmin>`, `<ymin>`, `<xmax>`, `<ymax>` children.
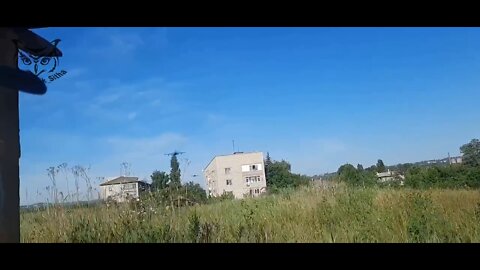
<box><xmin>19</xmin><ymin>27</ymin><xmax>480</xmax><ymax>204</ymax></box>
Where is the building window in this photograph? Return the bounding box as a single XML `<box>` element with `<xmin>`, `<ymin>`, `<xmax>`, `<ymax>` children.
<box><xmin>251</xmin><ymin>165</ymin><xmax>257</xmax><ymax>171</ymax></box>
<box><xmin>226</xmin><ymin>179</ymin><xmax>232</xmax><ymax>185</ymax></box>
<box><xmin>255</xmin><ymin>189</ymin><xmax>259</xmax><ymax>194</ymax></box>
<box><xmin>225</xmin><ymin>168</ymin><xmax>231</xmax><ymax>174</ymax></box>
<box><xmin>122</xmin><ymin>183</ymin><xmax>136</xmax><ymax>190</ymax></box>
<box><xmin>245</xmin><ymin>176</ymin><xmax>262</xmax><ymax>184</ymax></box>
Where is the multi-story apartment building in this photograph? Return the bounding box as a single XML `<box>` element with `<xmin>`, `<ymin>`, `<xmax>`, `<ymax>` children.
<box><xmin>203</xmin><ymin>152</ymin><xmax>267</xmax><ymax>199</ymax></box>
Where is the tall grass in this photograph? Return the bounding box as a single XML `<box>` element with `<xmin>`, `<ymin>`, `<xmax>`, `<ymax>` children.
<box><xmin>20</xmin><ymin>185</ymin><xmax>480</xmax><ymax>243</ymax></box>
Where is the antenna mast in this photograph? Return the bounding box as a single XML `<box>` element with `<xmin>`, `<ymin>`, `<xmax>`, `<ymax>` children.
<box><xmin>121</xmin><ymin>162</ymin><xmax>131</xmax><ymax>176</ymax></box>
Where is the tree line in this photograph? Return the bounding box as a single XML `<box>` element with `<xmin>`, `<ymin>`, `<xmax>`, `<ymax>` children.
<box><xmin>334</xmin><ymin>138</ymin><xmax>480</xmax><ymax>189</ymax></box>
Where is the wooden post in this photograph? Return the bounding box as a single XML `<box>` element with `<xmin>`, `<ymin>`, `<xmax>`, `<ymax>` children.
<box><xmin>0</xmin><ymin>29</ymin><xmax>20</xmax><ymax>243</ymax></box>
<box><xmin>0</xmin><ymin>27</ymin><xmax>61</xmax><ymax>243</ymax></box>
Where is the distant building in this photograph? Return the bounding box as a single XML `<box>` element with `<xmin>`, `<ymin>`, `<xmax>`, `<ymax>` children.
<box><xmin>449</xmin><ymin>156</ymin><xmax>463</xmax><ymax>164</ymax></box>
<box><xmin>204</xmin><ymin>152</ymin><xmax>267</xmax><ymax>199</ymax></box>
<box><xmin>99</xmin><ymin>176</ymin><xmax>151</xmax><ymax>203</ymax></box>
<box><xmin>376</xmin><ymin>169</ymin><xmax>405</xmax><ymax>185</ymax></box>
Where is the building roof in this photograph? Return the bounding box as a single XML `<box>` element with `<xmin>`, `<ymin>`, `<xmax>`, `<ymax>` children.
<box><xmin>377</xmin><ymin>171</ymin><xmax>394</xmax><ymax>178</ymax></box>
<box><xmin>203</xmin><ymin>151</ymin><xmax>263</xmax><ymax>171</ymax></box>
<box><xmin>99</xmin><ymin>176</ymin><xmax>141</xmax><ymax>186</ymax></box>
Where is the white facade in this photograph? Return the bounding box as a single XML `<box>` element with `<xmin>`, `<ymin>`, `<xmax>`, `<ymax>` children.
<box><xmin>99</xmin><ymin>177</ymin><xmax>150</xmax><ymax>203</ymax></box>
<box><xmin>449</xmin><ymin>156</ymin><xmax>463</xmax><ymax>164</ymax></box>
<box><xmin>101</xmin><ymin>182</ymin><xmax>138</xmax><ymax>203</ymax></box>
<box><xmin>376</xmin><ymin>170</ymin><xmax>405</xmax><ymax>185</ymax></box>
<box><xmin>204</xmin><ymin>152</ymin><xmax>267</xmax><ymax>199</ymax></box>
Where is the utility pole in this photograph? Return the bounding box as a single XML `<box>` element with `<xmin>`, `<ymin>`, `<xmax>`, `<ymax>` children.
<box><xmin>0</xmin><ymin>28</ymin><xmax>61</xmax><ymax>242</ymax></box>
<box><xmin>0</xmin><ymin>29</ymin><xmax>19</xmax><ymax>242</ymax></box>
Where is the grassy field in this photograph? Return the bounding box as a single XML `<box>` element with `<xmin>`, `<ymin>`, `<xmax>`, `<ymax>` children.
<box><xmin>20</xmin><ymin>185</ymin><xmax>480</xmax><ymax>243</ymax></box>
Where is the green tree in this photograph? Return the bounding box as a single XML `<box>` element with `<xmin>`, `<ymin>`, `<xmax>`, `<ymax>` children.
<box><xmin>151</xmin><ymin>170</ymin><xmax>169</xmax><ymax>190</ymax></box>
<box><xmin>357</xmin><ymin>164</ymin><xmax>364</xmax><ymax>171</ymax></box>
<box><xmin>170</xmin><ymin>155</ymin><xmax>181</xmax><ymax>188</ymax></box>
<box><xmin>337</xmin><ymin>164</ymin><xmax>358</xmax><ymax>182</ymax></box>
<box><xmin>265</xmin><ymin>152</ymin><xmax>272</xmax><ymax>183</ymax></box>
<box><xmin>266</xmin><ymin>160</ymin><xmax>292</xmax><ymax>189</ymax></box>
<box><xmin>337</xmin><ymin>163</ymin><xmax>377</xmax><ymax>187</ymax></box>
<box><xmin>396</xmin><ymin>163</ymin><xmax>413</xmax><ymax>174</ymax></box>
<box><xmin>460</xmin><ymin>138</ymin><xmax>480</xmax><ymax>167</ymax></box>
<box><xmin>183</xmin><ymin>181</ymin><xmax>207</xmax><ymax>204</ymax></box>
<box><xmin>376</xmin><ymin>159</ymin><xmax>386</xmax><ymax>173</ymax></box>
<box><xmin>365</xmin><ymin>165</ymin><xmax>377</xmax><ymax>172</ymax></box>
<box><xmin>266</xmin><ymin>159</ymin><xmax>308</xmax><ymax>192</ymax></box>
<box><xmin>292</xmin><ymin>173</ymin><xmax>311</xmax><ymax>187</ymax></box>
<box><xmin>403</xmin><ymin>164</ymin><xmax>480</xmax><ymax>189</ymax></box>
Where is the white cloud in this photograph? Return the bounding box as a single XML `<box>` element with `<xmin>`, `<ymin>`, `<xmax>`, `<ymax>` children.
<box><xmin>66</xmin><ymin>68</ymin><xmax>86</xmax><ymax>77</ymax></box>
<box><xmin>105</xmin><ymin>133</ymin><xmax>188</xmax><ymax>160</ymax></box>
<box><xmin>150</xmin><ymin>98</ymin><xmax>163</xmax><ymax>106</ymax></box>
<box><xmin>88</xmin><ymin>31</ymin><xmax>144</xmax><ymax>57</ymax></box>
<box><xmin>206</xmin><ymin>113</ymin><xmax>226</xmax><ymax>124</ymax></box>
<box><xmin>94</xmin><ymin>92</ymin><xmax>122</xmax><ymax>105</ymax></box>
<box><xmin>79</xmin><ymin>76</ymin><xmax>187</xmax><ymax>123</ymax></box>
<box><xmin>73</xmin><ymin>80</ymin><xmax>95</xmax><ymax>91</ymax></box>
<box><xmin>148</xmin><ymin>28</ymin><xmax>168</xmax><ymax>48</ymax></box>
<box><xmin>83</xmin><ymin>28</ymin><xmax>168</xmax><ymax>59</ymax></box>
<box><xmin>109</xmin><ymin>33</ymin><xmax>144</xmax><ymax>55</ymax></box>
<box><xmin>127</xmin><ymin>112</ymin><xmax>138</xmax><ymax>120</ymax></box>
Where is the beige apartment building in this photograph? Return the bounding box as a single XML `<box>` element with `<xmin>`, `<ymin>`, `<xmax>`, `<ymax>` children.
<box><xmin>204</xmin><ymin>152</ymin><xmax>267</xmax><ymax>199</ymax></box>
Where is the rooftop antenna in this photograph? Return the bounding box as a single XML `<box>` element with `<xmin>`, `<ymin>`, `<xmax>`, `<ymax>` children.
<box><xmin>121</xmin><ymin>162</ymin><xmax>131</xmax><ymax>176</ymax></box>
<box><xmin>1</xmin><ymin>27</ymin><xmax>62</xmax><ymax>243</ymax></box>
<box><xmin>181</xmin><ymin>157</ymin><xmax>191</xmax><ymax>183</ymax></box>
<box><xmin>232</xmin><ymin>140</ymin><xmax>235</xmax><ymax>153</ymax></box>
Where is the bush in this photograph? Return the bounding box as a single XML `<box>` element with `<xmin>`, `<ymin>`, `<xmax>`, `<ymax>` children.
<box><xmin>404</xmin><ymin>165</ymin><xmax>480</xmax><ymax>189</ymax></box>
<box><xmin>208</xmin><ymin>191</ymin><xmax>235</xmax><ymax>203</ymax></box>
<box><xmin>266</xmin><ymin>159</ymin><xmax>311</xmax><ymax>191</ymax></box>
<box><xmin>337</xmin><ymin>163</ymin><xmax>378</xmax><ymax>187</ymax></box>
